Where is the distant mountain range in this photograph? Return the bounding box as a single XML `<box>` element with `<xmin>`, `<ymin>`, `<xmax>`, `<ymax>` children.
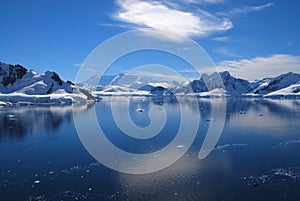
<box><xmin>85</xmin><ymin>71</ymin><xmax>300</xmax><ymax>98</ymax></box>
<box><xmin>1</xmin><ymin>61</ymin><xmax>300</xmax><ymax>105</ymax></box>
<box><xmin>0</xmin><ymin>62</ymin><xmax>95</xmax><ymax>105</ymax></box>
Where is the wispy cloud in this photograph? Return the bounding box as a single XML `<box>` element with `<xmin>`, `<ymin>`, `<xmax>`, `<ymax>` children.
<box><xmin>98</xmin><ymin>23</ymin><xmax>137</xmax><ymax>29</ymax></box>
<box><xmin>211</xmin><ymin>54</ymin><xmax>300</xmax><ymax>80</ymax></box>
<box><xmin>214</xmin><ymin>46</ymin><xmax>242</xmax><ymax>58</ymax></box>
<box><xmin>72</xmin><ymin>63</ymin><xmax>82</xmax><ymax>68</ymax></box>
<box><xmin>219</xmin><ymin>2</ymin><xmax>274</xmax><ymax>16</ymax></box>
<box><xmin>180</xmin><ymin>0</ymin><xmax>225</xmax><ymax>4</ymax></box>
<box><xmin>212</xmin><ymin>36</ymin><xmax>229</xmax><ymax>42</ymax></box>
<box><xmin>114</xmin><ymin>0</ymin><xmax>232</xmax><ymax>39</ymax></box>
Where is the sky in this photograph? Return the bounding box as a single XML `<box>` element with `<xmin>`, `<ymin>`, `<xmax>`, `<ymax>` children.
<box><xmin>0</xmin><ymin>0</ymin><xmax>299</xmax><ymax>81</ymax></box>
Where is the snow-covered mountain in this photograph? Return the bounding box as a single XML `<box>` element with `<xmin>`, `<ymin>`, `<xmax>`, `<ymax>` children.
<box><xmin>264</xmin><ymin>81</ymin><xmax>300</xmax><ymax>98</ymax></box>
<box><xmin>81</xmin><ymin>73</ymin><xmax>180</xmax><ymax>90</ymax></box>
<box><xmin>248</xmin><ymin>72</ymin><xmax>300</xmax><ymax>95</ymax></box>
<box><xmin>2</xmin><ymin>60</ymin><xmax>300</xmax><ymax>101</ymax></box>
<box><xmin>92</xmin><ymin>71</ymin><xmax>300</xmax><ymax>98</ymax></box>
<box><xmin>188</xmin><ymin>71</ymin><xmax>300</xmax><ymax>97</ymax></box>
<box><xmin>0</xmin><ymin>62</ymin><xmax>95</xmax><ymax>104</ymax></box>
<box><xmin>189</xmin><ymin>71</ymin><xmax>250</xmax><ymax>96</ymax></box>
<box><xmin>83</xmin><ymin>72</ymin><xmax>184</xmax><ymax>96</ymax></box>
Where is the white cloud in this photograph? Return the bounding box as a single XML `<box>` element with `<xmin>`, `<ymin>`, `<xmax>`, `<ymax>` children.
<box><xmin>114</xmin><ymin>0</ymin><xmax>232</xmax><ymax>39</ymax></box>
<box><xmin>98</xmin><ymin>23</ymin><xmax>137</xmax><ymax>29</ymax></box>
<box><xmin>180</xmin><ymin>0</ymin><xmax>225</xmax><ymax>4</ymax></box>
<box><xmin>214</xmin><ymin>46</ymin><xmax>241</xmax><ymax>58</ymax></box>
<box><xmin>212</xmin><ymin>54</ymin><xmax>300</xmax><ymax>80</ymax></box>
<box><xmin>212</xmin><ymin>36</ymin><xmax>229</xmax><ymax>42</ymax></box>
<box><xmin>219</xmin><ymin>2</ymin><xmax>274</xmax><ymax>16</ymax></box>
<box><xmin>72</xmin><ymin>63</ymin><xmax>82</xmax><ymax>67</ymax></box>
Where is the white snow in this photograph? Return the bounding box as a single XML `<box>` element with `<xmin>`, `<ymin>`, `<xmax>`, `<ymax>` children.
<box><xmin>0</xmin><ymin>101</ymin><xmax>7</xmax><ymax>106</ymax></box>
<box><xmin>2</xmin><ymin>61</ymin><xmax>300</xmax><ymax>101</ymax></box>
<box><xmin>186</xmin><ymin>88</ymin><xmax>229</xmax><ymax>97</ymax></box>
<box><xmin>0</xmin><ymin>62</ymin><xmax>95</xmax><ymax>104</ymax></box>
<box><xmin>0</xmin><ymin>92</ymin><xmax>90</xmax><ymax>105</ymax></box>
<box><xmin>264</xmin><ymin>81</ymin><xmax>300</xmax><ymax>98</ymax></box>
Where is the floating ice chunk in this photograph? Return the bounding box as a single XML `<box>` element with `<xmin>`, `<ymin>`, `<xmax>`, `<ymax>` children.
<box><xmin>33</xmin><ymin>180</ymin><xmax>40</xmax><ymax>184</ymax></box>
<box><xmin>0</xmin><ymin>101</ymin><xmax>8</xmax><ymax>106</ymax></box>
<box><xmin>136</xmin><ymin>108</ymin><xmax>144</xmax><ymax>112</ymax></box>
<box><xmin>177</xmin><ymin>145</ymin><xmax>184</xmax><ymax>148</ymax></box>
<box><xmin>239</xmin><ymin>111</ymin><xmax>246</xmax><ymax>114</ymax></box>
<box><xmin>214</xmin><ymin>144</ymin><xmax>247</xmax><ymax>151</ymax></box>
<box><xmin>7</xmin><ymin>114</ymin><xmax>15</xmax><ymax>119</ymax></box>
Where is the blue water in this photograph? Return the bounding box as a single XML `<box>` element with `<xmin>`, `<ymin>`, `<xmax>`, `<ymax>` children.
<box><xmin>0</xmin><ymin>98</ymin><xmax>300</xmax><ymax>201</ymax></box>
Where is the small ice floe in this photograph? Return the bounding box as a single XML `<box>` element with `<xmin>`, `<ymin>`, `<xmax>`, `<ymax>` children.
<box><xmin>273</xmin><ymin>167</ymin><xmax>300</xmax><ymax>179</ymax></box>
<box><xmin>48</xmin><ymin>171</ymin><xmax>55</xmax><ymax>175</ymax></box>
<box><xmin>275</xmin><ymin>139</ymin><xmax>300</xmax><ymax>148</ymax></box>
<box><xmin>0</xmin><ymin>101</ymin><xmax>7</xmax><ymax>106</ymax></box>
<box><xmin>241</xmin><ymin>167</ymin><xmax>300</xmax><ymax>187</ymax></box>
<box><xmin>136</xmin><ymin>108</ymin><xmax>144</xmax><ymax>112</ymax></box>
<box><xmin>88</xmin><ymin>188</ymin><xmax>92</xmax><ymax>191</ymax></box>
<box><xmin>177</xmin><ymin>145</ymin><xmax>184</xmax><ymax>148</ymax></box>
<box><xmin>174</xmin><ymin>192</ymin><xmax>178</xmax><ymax>196</ymax></box>
<box><xmin>239</xmin><ymin>111</ymin><xmax>246</xmax><ymax>115</ymax></box>
<box><xmin>26</xmin><ymin>195</ymin><xmax>47</xmax><ymax>201</ymax></box>
<box><xmin>32</xmin><ymin>180</ymin><xmax>41</xmax><ymax>187</ymax></box>
<box><xmin>214</xmin><ymin>144</ymin><xmax>247</xmax><ymax>151</ymax></box>
<box><xmin>7</xmin><ymin>114</ymin><xmax>15</xmax><ymax>120</ymax></box>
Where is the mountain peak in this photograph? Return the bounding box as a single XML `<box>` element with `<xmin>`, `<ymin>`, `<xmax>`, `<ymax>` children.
<box><xmin>0</xmin><ymin>61</ymin><xmax>96</xmax><ymax>104</ymax></box>
<box><xmin>219</xmin><ymin>71</ymin><xmax>231</xmax><ymax>78</ymax></box>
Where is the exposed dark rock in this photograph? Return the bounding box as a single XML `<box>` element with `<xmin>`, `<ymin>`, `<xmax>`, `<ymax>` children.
<box><xmin>1</xmin><ymin>64</ymin><xmax>27</xmax><ymax>87</ymax></box>
<box><xmin>51</xmin><ymin>72</ymin><xmax>63</xmax><ymax>86</ymax></box>
<box><xmin>47</xmin><ymin>84</ymin><xmax>54</xmax><ymax>94</ymax></box>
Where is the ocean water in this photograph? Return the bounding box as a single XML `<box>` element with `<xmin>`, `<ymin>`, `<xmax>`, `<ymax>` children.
<box><xmin>0</xmin><ymin>97</ymin><xmax>300</xmax><ymax>201</ymax></box>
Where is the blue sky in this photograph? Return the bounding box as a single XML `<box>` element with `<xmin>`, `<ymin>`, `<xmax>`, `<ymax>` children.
<box><xmin>0</xmin><ymin>0</ymin><xmax>299</xmax><ymax>81</ymax></box>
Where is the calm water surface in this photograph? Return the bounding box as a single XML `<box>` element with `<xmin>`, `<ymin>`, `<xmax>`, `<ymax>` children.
<box><xmin>0</xmin><ymin>97</ymin><xmax>300</xmax><ymax>201</ymax></box>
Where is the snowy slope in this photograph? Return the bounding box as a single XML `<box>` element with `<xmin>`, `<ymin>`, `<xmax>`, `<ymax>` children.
<box><xmin>264</xmin><ymin>81</ymin><xmax>300</xmax><ymax>98</ymax></box>
<box><xmin>189</xmin><ymin>71</ymin><xmax>249</xmax><ymax>96</ymax></box>
<box><xmin>0</xmin><ymin>62</ymin><xmax>95</xmax><ymax>104</ymax></box>
<box><xmin>92</xmin><ymin>71</ymin><xmax>300</xmax><ymax>98</ymax></box>
<box><xmin>4</xmin><ymin>59</ymin><xmax>298</xmax><ymax>100</ymax></box>
<box><xmin>248</xmin><ymin>72</ymin><xmax>300</xmax><ymax>95</ymax></box>
<box><xmin>84</xmin><ymin>73</ymin><xmax>183</xmax><ymax>96</ymax></box>
<box><xmin>188</xmin><ymin>71</ymin><xmax>300</xmax><ymax>98</ymax></box>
